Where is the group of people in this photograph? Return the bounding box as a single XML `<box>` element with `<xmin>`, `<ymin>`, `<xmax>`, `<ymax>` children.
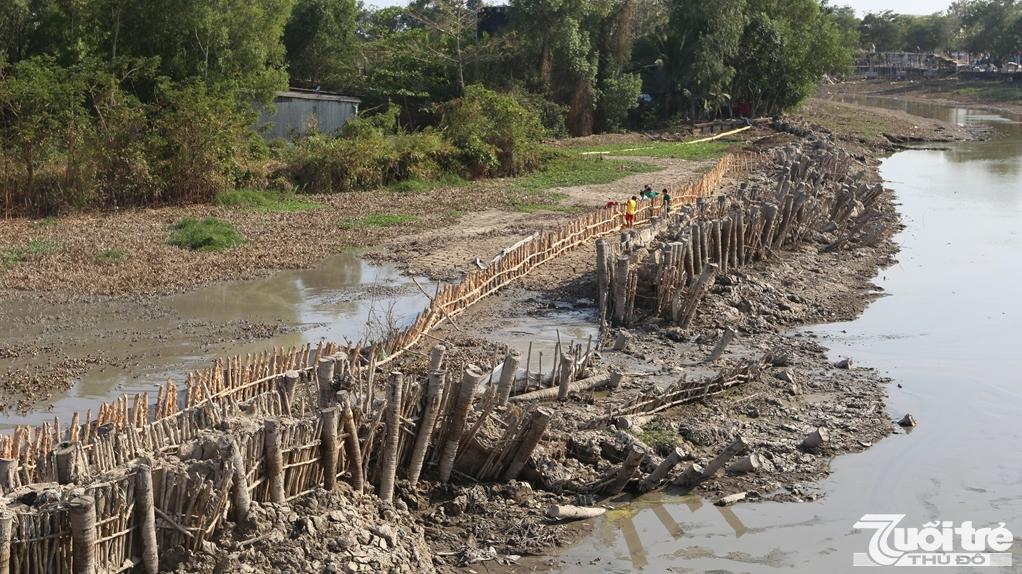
<box><xmin>607</xmin><ymin>184</ymin><xmax>673</xmax><ymax>228</ymax></box>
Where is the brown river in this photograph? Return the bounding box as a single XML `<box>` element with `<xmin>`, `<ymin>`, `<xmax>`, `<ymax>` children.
<box><xmin>548</xmin><ymin>98</ymin><xmax>1022</xmax><ymax>572</ymax></box>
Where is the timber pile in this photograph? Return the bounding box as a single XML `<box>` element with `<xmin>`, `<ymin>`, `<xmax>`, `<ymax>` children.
<box><xmin>598</xmin><ymin>137</ymin><xmax>885</xmax><ymax>327</ymax></box>
<box><xmin>588</xmin><ymin>355</ymin><xmax>771</xmax><ymax>429</ymax></box>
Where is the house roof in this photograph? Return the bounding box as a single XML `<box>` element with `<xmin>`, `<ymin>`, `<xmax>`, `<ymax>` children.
<box><xmin>276</xmin><ymin>90</ymin><xmax>361</xmax><ymax>104</ymax></box>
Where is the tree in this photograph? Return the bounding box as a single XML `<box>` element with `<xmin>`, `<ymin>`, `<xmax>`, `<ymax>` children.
<box><xmin>955</xmin><ymin>0</ymin><xmax>1022</xmax><ymax>64</ymax></box>
<box><xmin>283</xmin><ymin>0</ymin><xmax>359</xmax><ymax>89</ymax></box>
<box><xmin>859</xmin><ymin>10</ymin><xmax>905</xmax><ymax>52</ymax></box>
<box><xmin>731</xmin><ymin>0</ymin><xmax>854</xmax><ymax>117</ymax></box>
<box><xmin>663</xmin><ymin>0</ymin><xmax>746</xmax><ymax>120</ymax></box>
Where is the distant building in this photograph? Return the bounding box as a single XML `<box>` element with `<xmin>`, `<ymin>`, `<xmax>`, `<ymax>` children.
<box><xmin>260</xmin><ymin>89</ymin><xmax>361</xmax><ymax>140</ymax></box>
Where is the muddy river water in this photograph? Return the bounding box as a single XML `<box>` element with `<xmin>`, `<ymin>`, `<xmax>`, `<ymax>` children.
<box><xmin>550</xmin><ymin>98</ymin><xmax>1022</xmax><ymax>573</ymax></box>
<box><xmin>0</xmin><ymin>253</ymin><xmax>431</xmax><ymax>429</ymax></box>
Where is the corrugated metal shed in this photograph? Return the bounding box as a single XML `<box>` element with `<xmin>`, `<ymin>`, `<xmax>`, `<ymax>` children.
<box><xmin>261</xmin><ymin>90</ymin><xmax>361</xmax><ymax>140</ymax></box>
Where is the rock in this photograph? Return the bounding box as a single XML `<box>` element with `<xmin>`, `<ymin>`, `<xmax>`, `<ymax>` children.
<box><xmin>774</xmin><ymin>369</ymin><xmax>797</xmax><ymax>385</ymax></box>
<box><xmin>801</xmin><ymin>427</ymin><xmax>829</xmax><ymax>451</ymax></box>
<box><xmin>898</xmin><ymin>414</ymin><xmax>917</xmax><ymax>427</ymax></box>
<box><xmin>662</xmin><ymin>328</ymin><xmax>687</xmax><ymax>343</ymax></box>
<box><xmin>715</xmin><ymin>492</ymin><xmax>747</xmax><ymax>506</ymax></box>
<box><xmin>613</xmin><ymin>330</ymin><xmax>632</xmax><ymax>351</ymax></box>
<box><xmin>771</xmin><ymin>354</ymin><xmax>793</xmax><ymax>367</ymax></box>
<box><xmin>507</xmin><ymin>481</ymin><xmax>533</xmax><ymax>503</ymax></box>
<box><xmin>834</xmin><ymin>358</ymin><xmax>853</xmax><ymax>369</ymax></box>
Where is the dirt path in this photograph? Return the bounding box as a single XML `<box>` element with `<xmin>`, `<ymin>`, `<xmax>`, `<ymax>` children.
<box><xmin>376</xmin><ymin>155</ymin><xmax>719</xmax><ymax>281</ymax></box>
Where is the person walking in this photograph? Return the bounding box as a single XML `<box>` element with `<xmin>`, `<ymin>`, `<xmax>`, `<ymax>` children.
<box><xmin>661</xmin><ymin>188</ymin><xmax>672</xmax><ymax>215</ymax></box>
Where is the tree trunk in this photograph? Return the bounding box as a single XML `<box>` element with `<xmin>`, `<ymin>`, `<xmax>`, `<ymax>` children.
<box><xmin>407</xmin><ymin>370</ymin><xmax>445</xmax><ymax>484</ymax></box>
<box><xmin>438</xmin><ymin>366</ymin><xmax>485</xmax><ymax>482</ymax></box>
<box><xmin>378</xmin><ymin>372</ymin><xmax>403</xmax><ymax>504</ymax></box>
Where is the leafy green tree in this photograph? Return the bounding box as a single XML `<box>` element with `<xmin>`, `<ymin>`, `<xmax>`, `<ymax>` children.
<box><xmin>731</xmin><ymin>0</ymin><xmax>854</xmax><ymax>116</ymax></box>
<box><xmin>955</xmin><ymin>0</ymin><xmax>1022</xmax><ymax>64</ymax></box>
<box><xmin>0</xmin><ymin>56</ymin><xmax>91</xmax><ymax>212</ymax></box>
<box><xmin>283</xmin><ymin>0</ymin><xmax>359</xmax><ymax>89</ymax></box>
<box><xmin>663</xmin><ymin>0</ymin><xmax>746</xmax><ymax>119</ymax></box>
<box><xmin>859</xmin><ymin>10</ymin><xmax>905</xmax><ymax>52</ymax></box>
<box><xmin>441</xmin><ymin>84</ymin><xmax>544</xmax><ymax>176</ymax></box>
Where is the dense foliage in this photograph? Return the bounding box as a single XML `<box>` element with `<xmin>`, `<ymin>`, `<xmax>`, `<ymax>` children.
<box><xmin>857</xmin><ymin>1</ymin><xmax>1022</xmax><ymax>64</ymax></box>
<box><xmin>6</xmin><ymin>0</ymin><xmax>1013</xmax><ymax>216</ymax></box>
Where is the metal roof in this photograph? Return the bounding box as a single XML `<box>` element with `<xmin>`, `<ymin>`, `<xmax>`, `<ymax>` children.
<box><xmin>276</xmin><ymin>90</ymin><xmax>361</xmax><ymax>104</ymax></box>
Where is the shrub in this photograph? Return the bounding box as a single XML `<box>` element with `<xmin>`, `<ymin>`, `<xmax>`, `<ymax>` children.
<box><xmin>167</xmin><ymin>217</ymin><xmax>246</xmax><ymax>251</ymax></box>
<box><xmin>156</xmin><ymin>83</ymin><xmax>255</xmax><ymax>204</ymax></box>
<box><xmin>283</xmin><ymin>124</ymin><xmax>459</xmax><ymax>194</ymax></box>
<box><xmin>441</xmin><ymin>85</ymin><xmax>546</xmax><ymax>178</ymax></box>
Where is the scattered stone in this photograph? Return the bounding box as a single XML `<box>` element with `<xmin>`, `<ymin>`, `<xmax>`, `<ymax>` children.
<box><xmin>898</xmin><ymin>414</ymin><xmax>917</xmax><ymax>427</ymax></box>
<box><xmin>715</xmin><ymin>492</ymin><xmax>747</xmax><ymax>506</ymax></box>
<box><xmin>801</xmin><ymin>427</ymin><xmax>830</xmax><ymax>451</ymax></box>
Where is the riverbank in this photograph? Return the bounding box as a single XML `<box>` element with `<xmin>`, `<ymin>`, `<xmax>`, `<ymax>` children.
<box><xmin>389</xmin><ymin>116</ymin><xmax>907</xmax><ymax>571</ymax></box>
<box><xmin>820</xmin><ymin>78</ymin><xmax>1022</xmax><ymax>119</ymax></box>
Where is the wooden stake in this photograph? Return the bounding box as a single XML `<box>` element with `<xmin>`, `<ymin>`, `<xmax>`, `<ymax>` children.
<box><xmin>68</xmin><ymin>495</ymin><xmax>97</xmax><ymax>574</ymax></box>
<box><xmin>502</xmin><ymin>408</ymin><xmax>551</xmax><ymax>481</ymax></box>
<box><xmin>706</xmin><ymin>328</ymin><xmax>737</xmax><ymax>363</ymax></box>
<box><xmin>340</xmin><ymin>399</ymin><xmax>364</xmax><ymax>494</ymax></box>
<box><xmin>0</xmin><ymin>511</ymin><xmax>11</xmax><ymax>574</ymax></box>
<box><xmin>557</xmin><ymin>352</ymin><xmax>575</xmax><ymax>401</ymax></box>
<box><xmin>264</xmin><ymin>420</ymin><xmax>286</xmax><ymax>504</ymax></box>
<box><xmin>437</xmin><ymin>366</ymin><xmax>485</xmax><ymax>482</ymax></box>
<box><xmin>226</xmin><ymin>438</ymin><xmax>252</xmax><ymax>527</ymax></box>
<box><xmin>495</xmin><ymin>351</ymin><xmax>521</xmax><ymax>406</ymax></box>
<box><xmin>320</xmin><ymin>407</ymin><xmax>340</xmax><ymax>491</ymax></box>
<box><xmin>407</xmin><ymin>371</ymin><xmax>445</xmax><ymax>485</ymax></box>
<box><xmin>316</xmin><ymin>359</ymin><xmax>335</xmax><ymax>408</ymax></box>
<box><xmin>378</xmin><ymin>372</ymin><xmax>403</xmax><ymax>504</ymax></box>
<box><xmin>55</xmin><ymin>441</ymin><xmax>76</xmax><ymax>484</ymax></box>
<box><xmin>136</xmin><ymin>462</ymin><xmax>159</xmax><ymax>574</ymax></box>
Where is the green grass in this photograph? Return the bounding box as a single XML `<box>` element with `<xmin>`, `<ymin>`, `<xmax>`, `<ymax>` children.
<box><xmin>2</xmin><ymin>239</ymin><xmax>58</xmax><ymax>269</ymax></box>
<box><xmin>213</xmin><ymin>189</ymin><xmax>319</xmax><ymax>212</ymax></box>
<box><xmin>508</xmin><ymin>154</ymin><xmax>659</xmax><ymax>195</ymax></box>
<box><xmin>569</xmin><ymin>140</ymin><xmax>732</xmax><ymax>161</ymax></box>
<box><xmin>388</xmin><ymin>173</ymin><xmax>467</xmax><ymax>193</ymax></box>
<box><xmin>947</xmin><ymin>83</ymin><xmax>1022</xmax><ymax>103</ymax></box>
<box><xmin>338</xmin><ymin>213</ymin><xmax>419</xmax><ymax>230</ymax></box>
<box><xmin>167</xmin><ymin>217</ymin><xmax>246</xmax><ymax>252</ymax></box>
<box><xmin>94</xmin><ymin>249</ymin><xmax>127</xmax><ymax>264</ymax></box>
<box><xmin>799</xmin><ymin>101</ymin><xmax>891</xmax><ymax>140</ymax></box>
